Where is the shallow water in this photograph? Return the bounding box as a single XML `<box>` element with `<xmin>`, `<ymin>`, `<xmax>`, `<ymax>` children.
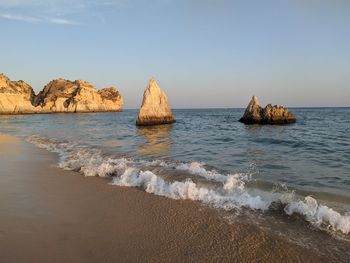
<box><xmin>0</xmin><ymin>108</ymin><xmax>350</xmax><ymax>240</ymax></box>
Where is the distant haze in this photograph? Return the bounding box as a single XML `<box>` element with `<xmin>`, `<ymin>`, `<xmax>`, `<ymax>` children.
<box><xmin>1</xmin><ymin>0</ymin><xmax>349</xmax><ymax>108</ymax></box>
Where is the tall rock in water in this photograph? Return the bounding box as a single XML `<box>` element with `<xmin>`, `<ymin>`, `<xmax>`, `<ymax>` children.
<box><xmin>0</xmin><ymin>73</ymin><xmax>38</xmax><ymax>114</ymax></box>
<box><xmin>136</xmin><ymin>79</ymin><xmax>176</xmax><ymax>126</ymax></box>
<box><xmin>239</xmin><ymin>96</ymin><xmax>262</xmax><ymax>124</ymax></box>
<box><xmin>33</xmin><ymin>79</ymin><xmax>123</xmax><ymax>113</ymax></box>
<box><xmin>239</xmin><ymin>96</ymin><xmax>296</xmax><ymax>124</ymax></box>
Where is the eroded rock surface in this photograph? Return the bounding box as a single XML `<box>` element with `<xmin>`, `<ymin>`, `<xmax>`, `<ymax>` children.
<box><xmin>0</xmin><ymin>73</ymin><xmax>123</xmax><ymax>114</ymax></box>
<box><xmin>239</xmin><ymin>96</ymin><xmax>262</xmax><ymax>124</ymax></box>
<box><xmin>262</xmin><ymin>104</ymin><xmax>296</xmax><ymax>124</ymax></box>
<box><xmin>136</xmin><ymin>79</ymin><xmax>176</xmax><ymax>126</ymax></box>
<box><xmin>0</xmin><ymin>73</ymin><xmax>38</xmax><ymax>114</ymax></box>
<box><xmin>239</xmin><ymin>96</ymin><xmax>296</xmax><ymax>124</ymax></box>
<box><xmin>33</xmin><ymin>79</ymin><xmax>122</xmax><ymax>113</ymax></box>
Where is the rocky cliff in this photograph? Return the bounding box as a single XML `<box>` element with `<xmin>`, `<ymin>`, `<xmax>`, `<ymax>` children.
<box><xmin>239</xmin><ymin>96</ymin><xmax>296</xmax><ymax>124</ymax></box>
<box><xmin>33</xmin><ymin>79</ymin><xmax>122</xmax><ymax>113</ymax></box>
<box><xmin>0</xmin><ymin>73</ymin><xmax>123</xmax><ymax>114</ymax></box>
<box><xmin>136</xmin><ymin>79</ymin><xmax>176</xmax><ymax>126</ymax></box>
<box><xmin>0</xmin><ymin>73</ymin><xmax>38</xmax><ymax>114</ymax></box>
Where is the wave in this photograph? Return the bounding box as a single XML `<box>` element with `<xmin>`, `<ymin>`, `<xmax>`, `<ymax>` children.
<box><xmin>285</xmin><ymin>196</ymin><xmax>350</xmax><ymax>235</ymax></box>
<box><xmin>26</xmin><ymin>135</ymin><xmax>350</xmax><ymax>235</ymax></box>
<box><xmin>26</xmin><ymin>135</ymin><xmax>128</xmax><ymax>177</ymax></box>
<box><xmin>113</xmin><ymin>168</ymin><xmax>268</xmax><ymax>210</ymax></box>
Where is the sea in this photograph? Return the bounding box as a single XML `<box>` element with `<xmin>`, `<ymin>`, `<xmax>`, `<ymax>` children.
<box><xmin>1</xmin><ymin>108</ymin><xmax>349</xmax><ymax>257</ymax></box>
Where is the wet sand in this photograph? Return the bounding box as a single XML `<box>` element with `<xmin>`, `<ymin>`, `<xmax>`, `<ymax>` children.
<box><xmin>0</xmin><ymin>136</ymin><xmax>329</xmax><ymax>262</ymax></box>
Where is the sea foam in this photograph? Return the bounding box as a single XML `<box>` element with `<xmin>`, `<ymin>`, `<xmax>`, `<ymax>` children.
<box><xmin>26</xmin><ymin>135</ymin><xmax>350</xmax><ymax>235</ymax></box>
<box><xmin>113</xmin><ymin>168</ymin><xmax>269</xmax><ymax>210</ymax></box>
<box><xmin>285</xmin><ymin>196</ymin><xmax>350</xmax><ymax>234</ymax></box>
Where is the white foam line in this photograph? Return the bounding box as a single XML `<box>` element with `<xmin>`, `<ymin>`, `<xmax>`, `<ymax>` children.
<box><xmin>285</xmin><ymin>196</ymin><xmax>350</xmax><ymax>234</ymax></box>
<box><xmin>26</xmin><ymin>135</ymin><xmax>350</xmax><ymax>235</ymax></box>
<box><xmin>112</xmin><ymin>168</ymin><xmax>269</xmax><ymax>211</ymax></box>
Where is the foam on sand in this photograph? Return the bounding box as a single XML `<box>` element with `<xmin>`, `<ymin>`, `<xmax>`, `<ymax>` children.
<box><xmin>26</xmin><ymin>135</ymin><xmax>350</xmax><ymax>235</ymax></box>
<box><xmin>113</xmin><ymin>168</ymin><xmax>268</xmax><ymax>210</ymax></box>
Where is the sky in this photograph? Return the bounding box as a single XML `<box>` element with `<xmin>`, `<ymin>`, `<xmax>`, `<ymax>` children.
<box><xmin>0</xmin><ymin>0</ymin><xmax>349</xmax><ymax>108</ymax></box>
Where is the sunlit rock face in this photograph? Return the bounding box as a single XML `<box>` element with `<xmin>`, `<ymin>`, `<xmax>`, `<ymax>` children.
<box><xmin>136</xmin><ymin>79</ymin><xmax>176</xmax><ymax>126</ymax></box>
<box><xmin>261</xmin><ymin>104</ymin><xmax>296</xmax><ymax>124</ymax></box>
<box><xmin>0</xmin><ymin>73</ymin><xmax>38</xmax><ymax>114</ymax></box>
<box><xmin>98</xmin><ymin>87</ymin><xmax>123</xmax><ymax>111</ymax></box>
<box><xmin>33</xmin><ymin>79</ymin><xmax>123</xmax><ymax>113</ymax></box>
<box><xmin>239</xmin><ymin>96</ymin><xmax>296</xmax><ymax>124</ymax></box>
<box><xmin>239</xmin><ymin>95</ymin><xmax>262</xmax><ymax>124</ymax></box>
<box><xmin>0</xmin><ymin>73</ymin><xmax>123</xmax><ymax>114</ymax></box>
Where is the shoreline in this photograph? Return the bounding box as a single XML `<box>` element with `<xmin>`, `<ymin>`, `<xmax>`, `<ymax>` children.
<box><xmin>2</xmin><ymin>107</ymin><xmax>350</xmax><ymax>116</ymax></box>
<box><xmin>0</xmin><ymin>134</ymin><xmax>337</xmax><ymax>262</ymax></box>
<box><xmin>0</xmin><ymin>109</ymin><xmax>123</xmax><ymax>116</ymax></box>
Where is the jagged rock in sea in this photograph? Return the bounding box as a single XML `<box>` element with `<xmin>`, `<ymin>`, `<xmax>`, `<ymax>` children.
<box><xmin>239</xmin><ymin>95</ymin><xmax>262</xmax><ymax>124</ymax></box>
<box><xmin>0</xmin><ymin>73</ymin><xmax>38</xmax><ymax>114</ymax></box>
<box><xmin>136</xmin><ymin>79</ymin><xmax>176</xmax><ymax>126</ymax></box>
<box><xmin>0</xmin><ymin>73</ymin><xmax>123</xmax><ymax>114</ymax></box>
<box><xmin>33</xmin><ymin>79</ymin><xmax>123</xmax><ymax>113</ymax></box>
<box><xmin>239</xmin><ymin>96</ymin><xmax>296</xmax><ymax>124</ymax></box>
<box><xmin>261</xmin><ymin>104</ymin><xmax>296</xmax><ymax>124</ymax></box>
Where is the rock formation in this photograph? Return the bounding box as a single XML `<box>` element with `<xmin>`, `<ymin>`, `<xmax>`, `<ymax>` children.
<box><xmin>239</xmin><ymin>96</ymin><xmax>296</xmax><ymax>124</ymax></box>
<box><xmin>33</xmin><ymin>79</ymin><xmax>123</xmax><ymax>113</ymax></box>
<box><xmin>0</xmin><ymin>73</ymin><xmax>123</xmax><ymax>114</ymax></box>
<box><xmin>136</xmin><ymin>79</ymin><xmax>176</xmax><ymax>126</ymax></box>
<box><xmin>261</xmin><ymin>104</ymin><xmax>296</xmax><ymax>124</ymax></box>
<box><xmin>0</xmin><ymin>73</ymin><xmax>38</xmax><ymax>114</ymax></box>
<box><xmin>239</xmin><ymin>95</ymin><xmax>262</xmax><ymax>124</ymax></box>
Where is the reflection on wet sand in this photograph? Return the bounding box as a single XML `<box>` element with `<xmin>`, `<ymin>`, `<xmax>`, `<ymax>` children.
<box><xmin>0</xmin><ymin>133</ymin><xmax>19</xmax><ymax>156</ymax></box>
<box><xmin>137</xmin><ymin>125</ymin><xmax>172</xmax><ymax>157</ymax></box>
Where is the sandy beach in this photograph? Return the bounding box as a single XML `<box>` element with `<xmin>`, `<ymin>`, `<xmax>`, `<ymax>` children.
<box><xmin>1</xmin><ymin>0</ymin><xmax>350</xmax><ymax>261</ymax></box>
<box><xmin>0</xmin><ymin>135</ymin><xmax>334</xmax><ymax>262</ymax></box>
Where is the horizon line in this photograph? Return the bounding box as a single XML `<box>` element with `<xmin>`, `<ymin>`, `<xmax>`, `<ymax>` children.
<box><xmin>124</xmin><ymin>106</ymin><xmax>350</xmax><ymax>110</ymax></box>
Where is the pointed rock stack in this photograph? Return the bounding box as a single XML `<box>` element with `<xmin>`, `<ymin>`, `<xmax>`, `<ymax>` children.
<box><xmin>239</xmin><ymin>96</ymin><xmax>296</xmax><ymax>124</ymax></box>
<box><xmin>239</xmin><ymin>95</ymin><xmax>262</xmax><ymax>124</ymax></box>
<box><xmin>136</xmin><ymin>79</ymin><xmax>176</xmax><ymax>126</ymax></box>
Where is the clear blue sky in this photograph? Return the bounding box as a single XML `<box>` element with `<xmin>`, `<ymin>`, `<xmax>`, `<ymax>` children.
<box><xmin>1</xmin><ymin>0</ymin><xmax>349</xmax><ymax>108</ymax></box>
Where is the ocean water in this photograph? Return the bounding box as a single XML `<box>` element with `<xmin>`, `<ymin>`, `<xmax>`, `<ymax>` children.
<box><xmin>1</xmin><ymin>108</ymin><xmax>350</xmax><ymax>240</ymax></box>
